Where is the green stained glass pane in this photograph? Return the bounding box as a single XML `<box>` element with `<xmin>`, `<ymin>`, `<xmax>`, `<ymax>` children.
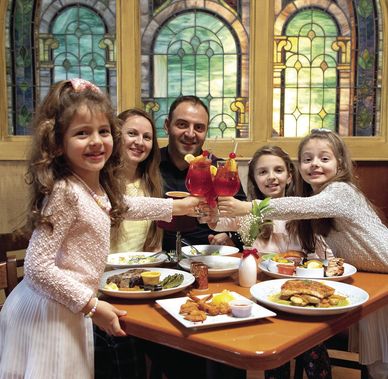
<box><xmin>280</xmin><ymin>8</ymin><xmax>338</xmax><ymax>136</ymax></box>
<box><xmin>182</xmin><ymin>56</ymin><xmax>195</xmax><ymax>89</ymax></box>
<box><xmin>154</xmin><ymin>29</ymin><xmax>175</xmax><ymax>53</ymax></box>
<box><xmin>285</xmin><ymin>67</ymin><xmax>297</xmax><ymax>87</ymax></box>
<box><xmin>298</xmin><ymin>67</ymin><xmax>312</xmax><ymax>87</ymax></box>
<box><xmin>196</xmin><ymin>12</ymin><xmax>223</xmax><ymax>30</ymax></box>
<box><xmin>154</xmin><ymin>55</ymin><xmax>168</xmax><ymax>97</ymax></box>
<box><xmin>298</xmin><ymin>88</ymin><xmax>311</xmax><ymax>113</ymax></box>
<box><xmin>217</xmin><ymin>26</ymin><xmax>236</xmax><ymax>53</ymax></box>
<box><xmin>196</xmin><ymin>56</ymin><xmax>210</xmax><ymax>96</ymax></box>
<box><xmin>311</xmin><ymin>67</ymin><xmax>323</xmax><ymax>86</ymax></box>
<box><xmin>167</xmin><ymin>13</ymin><xmax>195</xmax><ymax>33</ymax></box>
<box><xmin>143</xmin><ymin>4</ymin><xmax>248</xmax><ymax>138</ymax></box>
<box><xmin>284</xmin><ymin>88</ymin><xmax>297</xmax><ymax>113</ymax></box>
<box><xmin>323</xmin><ymin>114</ymin><xmax>336</xmax><ymax>129</ymax></box>
<box><xmin>52</xmin><ymin>6</ymin><xmax>106</xmax><ymax>86</ymax></box>
<box><xmin>323</xmin><ymin>89</ymin><xmax>337</xmax><ymax>113</ymax></box>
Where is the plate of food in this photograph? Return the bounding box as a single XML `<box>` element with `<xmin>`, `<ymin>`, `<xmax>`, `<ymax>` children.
<box><xmin>178</xmin><ymin>256</ymin><xmax>240</xmax><ymax>279</ymax></box>
<box><xmin>181</xmin><ymin>244</ymin><xmax>239</xmax><ymax>257</ymax></box>
<box><xmin>99</xmin><ymin>267</ymin><xmax>195</xmax><ymax>299</ymax></box>
<box><xmin>156</xmin><ymin>290</ymin><xmax>276</xmax><ymax>329</ymax></box>
<box><xmin>250</xmin><ymin>279</ymin><xmax>369</xmax><ymax>316</ymax></box>
<box><xmin>259</xmin><ymin>256</ymin><xmax>357</xmax><ymax>281</ymax></box>
<box><xmin>106</xmin><ymin>252</ymin><xmax>167</xmax><ymax>268</ymax></box>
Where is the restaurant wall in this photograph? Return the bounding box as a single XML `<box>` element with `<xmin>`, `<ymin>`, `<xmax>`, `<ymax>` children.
<box><xmin>1</xmin><ymin>160</ymin><xmax>387</xmax><ymax>233</ymax></box>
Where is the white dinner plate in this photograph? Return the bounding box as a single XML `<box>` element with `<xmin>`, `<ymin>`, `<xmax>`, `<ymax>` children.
<box><xmin>258</xmin><ymin>261</ymin><xmax>357</xmax><ymax>281</ymax></box>
<box><xmin>181</xmin><ymin>244</ymin><xmax>239</xmax><ymax>257</ymax></box>
<box><xmin>156</xmin><ymin>291</ymin><xmax>276</xmax><ymax>329</ymax></box>
<box><xmin>99</xmin><ymin>267</ymin><xmax>195</xmax><ymax>299</ymax></box>
<box><xmin>250</xmin><ymin>279</ymin><xmax>369</xmax><ymax>316</ymax></box>
<box><xmin>106</xmin><ymin>252</ymin><xmax>167</xmax><ymax>268</ymax></box>
<box><xmin>178</xmin><ymin>256</ymin><xmax>240</xmax><ymax>279</ymax></box>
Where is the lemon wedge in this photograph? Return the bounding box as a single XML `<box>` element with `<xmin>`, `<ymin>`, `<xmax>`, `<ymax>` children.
<box><xmin>104</xmin><ymin>282</ymin><xmax>119</xmax><ymax>291</ymax></box>
<box><xmin>184</xmin><ymin>154</ymin><xmax>195</xmax><ymax>164</ymax></box>
<box><xmin>229</xmin><ymin>159</ymin><xmax>237</xmax><ymax>172</ymax></box>
<box><xmin>210</xmin><ymin>165</ymin><xmax>217</xmax><ymax>176</ymax></box>
<box><xmin>211</xmin><ymin>290</ymin><xmax>235</xmax><ymax>305</ymax></box>
<box><xmin>306</xmin><ymin>260</ymin><xmax>323</xmax><ymax>269</ymax></box>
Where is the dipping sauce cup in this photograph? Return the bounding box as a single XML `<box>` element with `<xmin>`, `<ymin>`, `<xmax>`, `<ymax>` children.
<box><xmin>229</xmin><ymin>299</ymin><xmax>253</xmax><ymax>318</ymax></box>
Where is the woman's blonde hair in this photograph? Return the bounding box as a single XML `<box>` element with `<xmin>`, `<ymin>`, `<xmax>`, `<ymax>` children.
<box><xmin>25</xmin><ymin>79</ymin><xmax>127</xmax><ymax>231</ymax></box>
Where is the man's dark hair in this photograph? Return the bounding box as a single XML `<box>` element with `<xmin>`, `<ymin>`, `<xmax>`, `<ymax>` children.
<box><xmin>168</xmin><ymin>95</ymin><xmax>209</xmax><ymax>122</ymax></box>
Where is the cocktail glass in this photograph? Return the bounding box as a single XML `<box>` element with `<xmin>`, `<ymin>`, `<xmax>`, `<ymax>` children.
<box><xmin>213</xmin><ymin>160</ymin><xmax>240</xmax><ymax>196</ymax></box>
<box><xmin>185</xmin><ymin>155</ymin><xmax>217</xmax><ymax>208</ymax></box>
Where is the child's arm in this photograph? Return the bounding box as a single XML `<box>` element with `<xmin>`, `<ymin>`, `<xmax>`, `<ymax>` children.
<box><xmin>83</xmin><ymin>298</ymin><xmax>127</xmax><ymax>337</ymax></box>
<box><xmin>123</xmin><ymin>195</ymin><xmax>203</xmax><ymax>221</ymax></box>
<box><xmin>217</xmin><ymin>196</ymin><xmax>252</xmax><ymax>217</ymax></box>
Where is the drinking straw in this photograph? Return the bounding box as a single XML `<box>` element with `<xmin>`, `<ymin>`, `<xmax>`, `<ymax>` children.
<box><xmin>233</xmin><ymin>140</ymin><xmax>239</xmax><ymax>155</ymax></box>
<box><xmin>207</xmin><ymin>135</ymin><xmax>218</xmax><ymax>160</ymax></box>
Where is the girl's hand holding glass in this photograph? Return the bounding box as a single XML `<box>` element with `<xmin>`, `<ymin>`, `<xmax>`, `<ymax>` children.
<box><xmin>213</xmin><ymin>153</ymin><xmax>240</xmax><ymax>197</ymax></box>
<box><xmin>217</xmin><ymin>197</ymin><xmax>253</xmax><ymax>217</ymax></box>
<box><xmin>172</xmin><ymin>195</ymin><xmax>205</xmax><ymax>217</ymax></box>
<box><xmin>197</xmin><ymin>204</ymin><xmax>219</xmax><ymax>224</ymax></box>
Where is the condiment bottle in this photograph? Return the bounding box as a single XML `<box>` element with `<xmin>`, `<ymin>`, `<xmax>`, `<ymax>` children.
<box><xmin>239</xmin><ymin>248</ymin><xmax>259</xmax><ymax>287</ymax></box>
<box><xmin>190</xmin><ymin>262</ymin><xmax>208</xmax><ymax>290</ymax></box>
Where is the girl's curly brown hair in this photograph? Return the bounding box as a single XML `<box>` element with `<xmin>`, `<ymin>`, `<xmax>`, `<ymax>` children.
<box><xmin>25</xmin><ymin>80</ymin><xmax>127</xmax><ymax>231</ymax></box>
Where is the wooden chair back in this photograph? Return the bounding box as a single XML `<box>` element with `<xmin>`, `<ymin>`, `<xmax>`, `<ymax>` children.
<box><xmin>0</xmin><ymin>226</ymin><xmax>31</xmax><ymax>262</ymax></box>
<box><xmin>0</xmin><ymin>256</ymin><xmax>18</xmax><ymax>299</ymax></box>
<box><xmin>0</xmin><ymin>226</ymin><xmax>31</xmax><ymax>305</ymax></box>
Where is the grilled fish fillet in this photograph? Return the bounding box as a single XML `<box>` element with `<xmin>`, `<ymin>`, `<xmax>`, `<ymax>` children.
<box><xmin>281</xmin><ymin>279</ymin><xmax>335</xmax><ymax>299</ymax></box>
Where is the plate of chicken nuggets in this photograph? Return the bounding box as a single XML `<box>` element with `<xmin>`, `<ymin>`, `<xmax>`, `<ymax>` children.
<box><xmin>156</xmin><ymin>291</ymin><xmax>276</xmax><ymax>329</ymax></box>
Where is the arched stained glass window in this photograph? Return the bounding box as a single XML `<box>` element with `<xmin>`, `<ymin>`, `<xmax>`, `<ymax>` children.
<box><xmin>283</xmin><ymin>9</ymin><xmax>338</xmax><ymax>137</ymax></box>
<box><xmin>273</xmin><ymin>0</ymin><xmax>382</xmax><ymax>137</ymax></box>
<box><xmin>51</xmin><ymin>7</ymin><xmax>106</xmax><ymax>86</ymax></box>
<box><xmin>141</xmin><ymin>1</ymin><xmax>249</xmax><ymax>138</ymax></box>
<box><xmin>7</xmin><ymin>0</ymin><xmax>116</xmax><ymax>135</ymax></box>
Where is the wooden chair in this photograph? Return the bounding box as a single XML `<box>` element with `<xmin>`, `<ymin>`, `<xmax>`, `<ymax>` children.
<box><xmin>0</xmin><ymin>256</ymin><xmax>18</xmax><ymax>302</ymax></box>
<box><xmin>293</xmin><ymin>330</ymin><xmax>369</xmax><ymax>379</ymax></box>
<box><xmin>0</xmin><ymin>226</ymin><xmax>31</xmax><ymax>295</ymax></box>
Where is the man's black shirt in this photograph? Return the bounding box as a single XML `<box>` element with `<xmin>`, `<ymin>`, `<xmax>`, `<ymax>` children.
<box><xmin>159</xmin><ymin>146</ymin><xmax>247</xmax><ymax>251</ymax></box>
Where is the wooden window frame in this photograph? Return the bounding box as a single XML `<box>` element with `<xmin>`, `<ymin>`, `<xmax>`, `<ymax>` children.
<box><xmin>1</xmin><ymin>1</ymin><xmax>387</xmax><ymax>161</ymax></box>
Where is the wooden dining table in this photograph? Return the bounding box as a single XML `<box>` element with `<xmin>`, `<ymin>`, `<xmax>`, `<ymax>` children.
<box><xmin>106</xmin><ymin>269</ymin><xmax>388</xmax><ymax>371</ymax></box>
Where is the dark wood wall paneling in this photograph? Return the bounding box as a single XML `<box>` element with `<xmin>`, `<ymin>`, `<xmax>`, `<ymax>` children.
<box><xmin>355</xmin><ymin>161</ymin><xmax>388</xmax><ymax>225</ymax></box>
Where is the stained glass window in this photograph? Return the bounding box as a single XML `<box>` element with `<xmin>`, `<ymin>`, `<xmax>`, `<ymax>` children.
<box><xmin>7</xmin><ymin>0</ymin><xmax>116</xmax><ymax>135</ymax></box>
<box><xmin>273</xmin><ymin>0</ymin><xmax>382</xmax><ymax>137</ymax></box>
<box><xmin>140</xmin><ymin>0</ymin><xmax>249</xmax><ymax>138</ymax></box>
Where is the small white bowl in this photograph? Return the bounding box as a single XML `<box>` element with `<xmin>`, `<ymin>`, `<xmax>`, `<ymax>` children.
<box><xmin>295</xmin><ymin>266</ymin><xmax>324</xmax><ymax>278</ymax></box>
<box><xmin>267</xmin><ymin>259</ymin><xmax>294</xmax><ymax>273</ymax></box>
<box><xmin>181</xmin><ymin>245</ymin><xmax>239</xmax><ymax>257</ymax></box>
<box><xmin>229</xmin><ymin>299</ymin><xmax>253</xmax><ymax>318</ymax></box>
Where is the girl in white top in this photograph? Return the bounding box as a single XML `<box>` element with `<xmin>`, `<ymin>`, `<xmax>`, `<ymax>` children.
<box><xmin>0</xmin><ymin>79</ymin><xmax>201</xmax><ymax>379</ymax></box>
<box><xmin>217</xmin><ymin>130</ymin><xmax>388</xmax><ymax>379</ymax></box>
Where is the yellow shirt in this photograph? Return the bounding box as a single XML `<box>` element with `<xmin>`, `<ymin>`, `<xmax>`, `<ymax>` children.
<box><xmin>110</xmin><ymin>180</ymin><xmax>152</xmax><ymax>252</ymax></box>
